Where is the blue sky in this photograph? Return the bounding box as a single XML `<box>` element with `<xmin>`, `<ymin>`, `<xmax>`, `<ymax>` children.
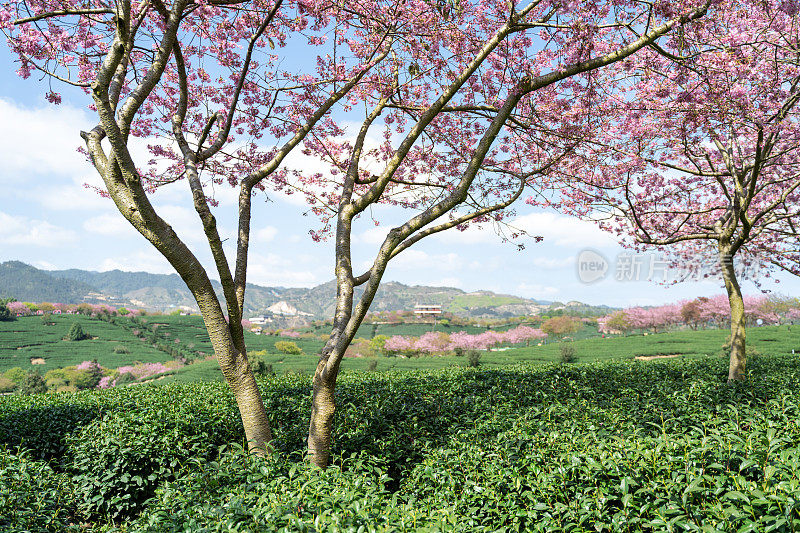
<box><xmin>1</xmin><ymin>44</ymin><xmax>798</xmax><ymax>308</ymax></box>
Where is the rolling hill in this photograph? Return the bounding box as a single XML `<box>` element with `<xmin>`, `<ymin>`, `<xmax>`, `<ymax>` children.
<box><xmin>0</xmin><ymin>260</ymin><xmax>613</xmax><ymax>319</ymax></box>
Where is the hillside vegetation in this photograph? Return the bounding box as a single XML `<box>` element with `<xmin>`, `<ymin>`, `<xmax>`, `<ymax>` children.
<box><xmin>2</xmin><ymin>356</ymin><xmax>800</xmax><ymax>531</ymax></box>
<box><xmin>0</xmin><ymin>262</ymin><xmax>97</xmax><ymax>304</ymax></box>
<box><xmin>4</xmin><ymin>313</ymin><xmax>800</xmax><ymax>385</ymax></box>
<box><xmin>0</xmin><ymin>261</ymin><xmax>614</xmax><ymax>318</ymax></box>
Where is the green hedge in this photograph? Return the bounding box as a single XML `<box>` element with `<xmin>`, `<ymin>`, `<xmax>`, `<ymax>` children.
<box><xmin>1</xmin><ymin>356</ymin><xmax>800</xmax><ymax>530</ymax></box>
<box><xmin>0</xmin><ymin>447</ymin><xmax>81</xmax><ymax>532</ymax></box>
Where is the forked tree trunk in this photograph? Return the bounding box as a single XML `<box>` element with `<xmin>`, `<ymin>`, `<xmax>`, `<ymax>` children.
<box><xmin>720</xmin><ymin>248</ymin><xmax>747</xmax><ymax>382</ymax></box>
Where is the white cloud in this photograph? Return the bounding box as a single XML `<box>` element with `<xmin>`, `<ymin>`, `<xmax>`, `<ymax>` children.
<box><xmin>83</xmin><ymin>214</ymin><xmax>140</xmax><ymax>238</ymax></box>
<box><xmin>35</xmin><ymin>183</ymin><xmax>115</xmax><ymax>212</ymax></box>
<box><xmin>255</xmin><ymin>226</ymin><xmax>278</xmax><ymax>243</ymax></box>
<box><xmin>516</xmin><ymin>282</ymin><xmax>560</xmax><ymax>299</ymax></box>
<box><xmin>154</xmin><ymin>204</ymin><xmax>210</xmax><ymax>245</ymax></box>
<box><xmin>0</xmin><ymin>98</ymin><xmax>92</xmax><ymax>181</ymax></box>
<box><xmin>429</xmin><ymin>211</ymin><xmax>621</xmax><ymax>249</ymax></box>
<box><xmin>33</xmin><ymin>260</ymin><xmax>58</xmax><ymax>270</ymax></box>
<box><xmin>0</xmin><ymin>211</ymin><xmax>77</xmax><ymax>247</ymax></box>
<box><xmin>468</xmin><ymin>257</ymin><xmax>504</xmax><ymax>271</ymax></box>
<box><xmin>432</xmin><ymin>277</ymin><xmax>462</xmax><ymax>287</ymax></box>
<box><xmin>355</xmin><ymin>225</ymin><xmax>391</xmax><ymax>245</ymax></box>
<box><xmin>432</xmin><ymin>224</ymin><xmax>499</xmax><ymax>245</ymax></box>
<box><xmin>246</xmin><ymin>252</ymin><xmax>321</xmax><ymax>287</ymax></box>
<box><xmin>354</xmin><ymin>249</ymin><xmax>463</xmax><ymax>274</ymax></box>
<box><xmin>388</xmin><ymin>249</ymin><xmax>462</xmax><ymax>271</ymax></box>
<box><xmin>99</xmin><ymin>249</ymin><xmax>175</xmax><ymax>274</ymax></box>
<box><xmin>530</xmin><ymin>256</ymin><xmax>576</xmax><ymax>269</ymax></box>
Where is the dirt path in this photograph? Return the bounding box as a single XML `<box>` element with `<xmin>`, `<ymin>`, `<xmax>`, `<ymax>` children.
<box><xmin>634</xmin><ymin>354</ymin><xmax>683</xmax><ymax>361</ymax></box>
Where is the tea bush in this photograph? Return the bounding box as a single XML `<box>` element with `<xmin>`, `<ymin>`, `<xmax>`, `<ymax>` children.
<box><xmin>0</xmin><ymin>447</ymin><xmax>80</xmax><ymax>532</ymax></box>
<box><xmin>66</xmin><ymin>384</ymin><xmax>242</xmax><ymax>519</ymax></box>
<box><xmin>1</xmin><ymin>355</ymin><xmax>800</xmax><ymax>531</ymax></box>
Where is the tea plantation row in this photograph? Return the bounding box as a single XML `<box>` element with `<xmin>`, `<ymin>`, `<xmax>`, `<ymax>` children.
<box><xmin>2</xmin><ymin>355</ymin><xmax>800</xmax><ymax>532</ymax></box>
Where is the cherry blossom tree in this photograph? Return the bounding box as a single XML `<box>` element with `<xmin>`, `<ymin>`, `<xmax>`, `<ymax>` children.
<box><xmin>622</xmin><ymin>304</ymin><xmax>681</xmax><ymax>333</ymax></box>
<box><xmin>383</xmin><ymin>334</ymin><xmax>416</xmax><ymax>355</ymax></box>
<box><xmin>680</xmin><ymin>299</ymin><xmax>704</xmax><ymax>329</ymax></box>
<box><xmin>2</xmin><ymin>0</ymin><xmax>714</xmax><ymax>465</ymax></box>
<box><xmin>541</xmin><ymin>315</ymin><xmax>580</xmax><ymax>337</ymax></box>
<box><xmin>559</xmin><ymin>0</ymin><xmax>800</xmax><ymax>380</ymax></box>
<box><xmin>1</xmin><ymin>0</ymin><xmax>407</xmax><ymax>454</ymax></box>
<box><xmin>597</xmin><ymin>310</ymin><xmax>631</xmax><ymax>334</ymax></box>
<box><xmin>415</xmin><ymin>331</ymin><xmax>451</xmax><ymax>354</ymax></box>
<box><xmin>503</xmin><ymin>325</ymin><xmax>547</xmax><ymax>345</ymax></box>
<box><xmin>386</xmin><ymin>325</ymin><xmax>547</xmax><ymax>355</ymax></box>
<box><xmin>448</xmin><ymin>330</ymin><xmax>486</xmax><ymax>352</ymax></box>
<box><xmin>295</xmin><ymin>0</ymin><xmax>714</xmax><ymax>466</ymax></box>
<box><xmin>6</xmin><ymin>302</ymin><xmax>29</xmax><ymax>316</ymax></box>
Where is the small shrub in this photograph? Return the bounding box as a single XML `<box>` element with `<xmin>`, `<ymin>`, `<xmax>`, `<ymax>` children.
<box><xmin>0</xmin><ymin>303</ymin><xmax>13</xmax><ymax>322</ymax></box>
<box><xmin>274</xmin><ymin>341</ymin><xmax>302</xmax><ymax>355</ymax></box>
<box><xmin>73</xmin><ymin>370</ymin><xmax>101</xmax><ymax>391</ymax></box>
<box><xmin>453</xmin><ymin>347</ymin><xmax>464</xmax><ymax>357</ymax></box>
<box><xmin>44</xmin><ymin>369</ymin><xmax>69</xmax><ymax>390</ymax></box>
<box><xmin>466</xmin><ymin>350</ymin><xmax>481</xmax><ymax>368</ymax></box>
<box><xmin>67</xmin><ymin>322</ymin><xmax>90</xmax><ymax>341</ymax></box>
<box><xmin>0</xmin><ymin>377</ymin><xmax>16</xmax><ymax>393</ymax></box>
<box><xmin>113</xmin><ymin>345</ymin><xmax>130</xmax><ymax>354</ymax></box>
<box><xmin>20</xmin><ymin>372</ymin><xmax>47</xmax><ymax>395</ymax></box>
<box><xmin>250</xmin><ymin>356</ymin><xmax>273</xmax><ymax>376</ymax></box>
<box><xmin>560</xmin><ymin>344</ymin><xmax>577</xmax><ymax>363</ymax></box>
<box><xmin>115</xmin><ymin>372</ymin><xmax>137</xmax><ymax>386</ymax></box>
<box><xmin>542</xmin><ymin>315</ymin><xmax>581</xmax><ymax>337</ymax></box>
<box><xmin>66</xmin><ymin>387</ymin><xmax>243</xmax><ymax>520</ymax></box>
<box><xmin>3</xmin><ymin>367</ymin><xmax>26</xmax><ymax>385</ymax></box>
<box><xmin>369</xmin><ymin>335</ymin><xmax>389</xmax><ymax>355</ymax></box>
<box><xmin>367</xmin><ymin>359</ymin><xmax>378</xmax><ymax>372</ymax></box>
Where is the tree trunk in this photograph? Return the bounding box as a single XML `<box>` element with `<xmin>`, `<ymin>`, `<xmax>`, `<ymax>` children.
<box><xmin>308</xmin><ymin>357</ymin><xmax>337</xmax><ymax>467</ymax></box>
<box><xmin>196</xmin><ymin>289</ymin><xmax>273</xmax><ymax>452</ymax></box>
<box><xmin>227</xmin><ymin>361</ymin><xmax>273</xmax><ymax>452</ymax></box>
<box><xmin>720</xmin><ymin>248</ymin><xmax>746</xmax><ymax>382</ymax></box>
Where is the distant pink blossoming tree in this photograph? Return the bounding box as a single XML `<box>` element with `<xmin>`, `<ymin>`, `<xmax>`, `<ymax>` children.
<box><xmin>557</xmin><ymin>0</ymin><xmax>800</xmax><ymax>380</ymax></box>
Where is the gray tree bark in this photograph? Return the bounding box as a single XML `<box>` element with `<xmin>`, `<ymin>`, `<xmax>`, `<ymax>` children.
<box><xmin>720</xmin><ymin>246</ymin><xmax>747</xmax><ymax>382</ymax></box>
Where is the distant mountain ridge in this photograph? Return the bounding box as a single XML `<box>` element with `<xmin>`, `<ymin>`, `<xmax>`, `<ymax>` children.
<box><xmin>0</xmin><ymin>261</ymin><xmax>98</xmax><ymax>303</ymax></box>
<box><xmin>0</xmin><ymin>260</ymin><xmax>614</xmax><ymax>319</ymax></box>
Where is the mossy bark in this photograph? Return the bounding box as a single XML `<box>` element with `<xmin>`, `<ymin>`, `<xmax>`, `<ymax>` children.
<box><xmin>308</xmin><ymin>357</ymin><xmax>337</xmax><ymax>467</ymax></box>
<box><xmin>720</xmin><ymin>248</ymin><xmax>746</xmax><ymax>382</ymax></box>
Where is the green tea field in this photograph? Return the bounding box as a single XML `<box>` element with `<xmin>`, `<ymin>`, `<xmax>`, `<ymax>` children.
<box><xmin>4</xmin><ymin>314</ymin><xmax>800</xmax><ymax>385</ymax></box>
<box><xmin>3</xmin><ymin>355</ymin><xmax>800</xmax><ymax>531</ymax></box>
<box><xmin>0</xmin><ymin>315</ymin><xmax>172</xmax><ymax>373</ymax></box>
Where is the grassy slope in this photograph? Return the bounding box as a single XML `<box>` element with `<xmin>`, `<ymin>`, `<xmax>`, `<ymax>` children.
<box><xmin>158</xmin><ymin>324</ymin><xmax>800</xmax><ymax>384</ymax></box>
<box><xmin>446</xmin><ymin>293</ymin><xmax>528</xmax><ymax>312</ymax></box>
<box><xmin>0</xmin><ymin>315</ymin><xmax>171</xmax><ymax>373</ymax></box>
<box><xmin>6</xmin><ymin>313</ymin><xmax>800</xmax><ymax>385</ymax></box>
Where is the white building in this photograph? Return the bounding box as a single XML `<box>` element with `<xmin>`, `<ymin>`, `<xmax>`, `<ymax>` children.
<box><xmin>414</xmin><ymin>304</ymin><xmax>442</xmax><ymax>317</ymax></box>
